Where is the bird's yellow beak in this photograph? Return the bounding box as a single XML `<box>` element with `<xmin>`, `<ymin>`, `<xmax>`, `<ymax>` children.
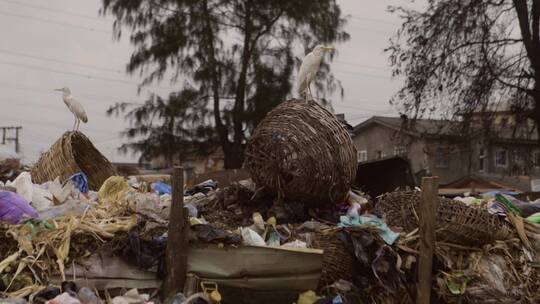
<box><xmin>324</xmin><ymin>46</ymin><xmax>335</xmax><ymax>52</ymax></box>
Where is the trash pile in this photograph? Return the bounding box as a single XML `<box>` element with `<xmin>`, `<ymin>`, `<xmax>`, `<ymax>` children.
<box><xmin>3</xmin><ymin>168</ymin><xmax>539</xmax><ymax>303</ymax></box>
<box><xmin>1</xmin><ymin>101</ymin><xmax>540</xmax><ymax>304</ymax></box>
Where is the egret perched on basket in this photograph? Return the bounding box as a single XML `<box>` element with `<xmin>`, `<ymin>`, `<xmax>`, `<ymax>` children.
<box><xmin>54</xmin><ymin>87</ymin><xmax>88</xmax><ymax>131</ymax></box>
<box><xmin>296</xmin><ymin>45</ymin><xmax>335</xmax><ymax>101</ymax></box>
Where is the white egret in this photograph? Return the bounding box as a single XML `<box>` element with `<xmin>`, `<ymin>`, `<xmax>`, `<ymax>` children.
<box><xmin>296</xmin><ymin>45</ymin><xmax>335</xmax><ymax>100</ymax></box>
<box><xmin>54</xmin><ymin>87</ymin><xmax>88</xmax><ymax>131</ymax></box>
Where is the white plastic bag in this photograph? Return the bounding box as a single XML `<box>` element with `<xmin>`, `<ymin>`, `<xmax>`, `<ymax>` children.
<box><xmin>6</xmin><ymin>172</ymin><xmax>33</xmax><ymax>203</ymax></box>
<box><xmin>31</xmin><ymin>185</ymin><xmax>53</xmax><ymax>211</ymax></box>
<box><xmin>240</xmin><ymin>227</ymin><xmax>266</xmax><ymax>246</ymax></box>
<box><xmin>281</xmin><ymin>240</ymin><xmax>307</xmax><ymax>248</ymax></box>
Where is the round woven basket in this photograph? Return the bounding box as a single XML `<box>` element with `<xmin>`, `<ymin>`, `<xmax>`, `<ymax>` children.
<box><xmin>244</xmin><ymin>99</ymin><xmax>357</xmax><ymax>205</ymax></box>
<box><xmin>31</xmin><ymin>131</ymin><xmax>116</xmax><ymax>190</ymax></box>
<box><xmin>312</xmin><ymin>232</ymin><xmax>356</xmax><ymax>290</ymax></box>
<box><xmin>376</xmin><ymin>190</ymin><xmax>514</xmax><ymax>246</ymax></box>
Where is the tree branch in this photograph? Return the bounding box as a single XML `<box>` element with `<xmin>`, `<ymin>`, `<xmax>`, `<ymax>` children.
<box><xmin>513</xmin><ymin>0</ymin><xmax>539</xmax><ymax>68</ymax></box>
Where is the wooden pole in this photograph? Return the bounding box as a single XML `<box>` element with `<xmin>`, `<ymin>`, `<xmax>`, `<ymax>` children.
<box><xmin>417</xmin><ymin>176</ymin><xmax>439</xmax><ymax>304</ymax></box>
<box><xmin>14</xmin><ymin>127</ymin><xmax>20</xmax><ymax>153</ymax></box>
<box><xmin>163</xmin><ymin>166</ymin><xmax>189</xmax><ymax>300</ymax></box>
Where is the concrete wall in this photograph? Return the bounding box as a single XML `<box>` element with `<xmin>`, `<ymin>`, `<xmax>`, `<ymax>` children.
<box><xmin>352</xmin><ymin>124</ymin><xmax>427</xmax><ymax>178</ymax></box>
<box><xmin>353</xmin><ymin>120</ymin><xmax>540</xmax><ymax>189</ymax></box>
<box><xmin>352</xmin><ymin>123</ymin><xmax>470</xmax><ymax>184</ymax></box>
<box><xmin>423</xmin><ymin>138</ymin><xmax>470</xmax><ymax>184</ymax></box>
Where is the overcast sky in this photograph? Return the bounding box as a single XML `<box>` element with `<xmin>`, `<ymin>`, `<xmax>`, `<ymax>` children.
<box><xmin>0</xmin><ymin>0</ymin><xmax>420</xmax><ymax>163</ymax></box>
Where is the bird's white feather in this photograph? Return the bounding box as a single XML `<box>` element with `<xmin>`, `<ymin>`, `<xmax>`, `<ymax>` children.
<box><xmin>296</xmin><ymin>50</ymin><xmax>324</xmax><ymax>96</ymax></box>
<box><xmin>63</xmin><ymin>95</ymin><xmax>88</xmax><ymax>123</ymax></box>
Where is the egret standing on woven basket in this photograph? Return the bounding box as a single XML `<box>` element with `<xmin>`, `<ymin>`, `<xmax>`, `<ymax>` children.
<box><xmin>244</xmin><ymin>99</ymin><xmax>357</xmax><ymax>206</ymax></box>
<box><xmin>55</xmin><ymin>87</ymin><xmax>88</xmax><ymax>131</ymax></box>
<box><xmin>296</xmin><ymin>45</ymin><xmax>335</xmax><ymax>101</ymax></box>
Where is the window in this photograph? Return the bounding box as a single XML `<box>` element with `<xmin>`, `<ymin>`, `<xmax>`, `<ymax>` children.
<box><xmin>495</xmin><ymin>149</ymin><xmax>508</xmax><ymax>167</ymax></box>
<box><xmin>533</xmin><ymin>151</ymin><xmax>540</xmax><ymax>168</ymax></box>
<box><xmin>376</xmin><ymin>150</ymin><xmax>383</xmax><ymax>159</ymax></box>
<box><xmin>358</xmin><ymin>150</ymin><xmax>367</xmax><ymax>162</ymax></box>
<box><xmin>479</xmin><ymin>148</ymin><xmax>486</xmax><ymax>171</ymax></box>
<box><xmin>434</xmin><ymin>147</ymin><xmax>449</xmax><ymax>168</ymax></box>
<box><xmin>394</xmin><ymin>146</ymin><xmax>407</xmax><ymax>156</ymax></box>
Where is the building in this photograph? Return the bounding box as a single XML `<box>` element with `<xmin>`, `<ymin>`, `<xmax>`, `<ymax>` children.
<box><xmin>352</xmin><ymin>114</ymin><xmax>540</xmax><ymax>190</ymax></box>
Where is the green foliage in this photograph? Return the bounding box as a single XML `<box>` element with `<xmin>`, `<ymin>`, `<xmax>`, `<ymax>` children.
<box><xmin>101</xmin><ymin>0</ymin><xmax>348</xmax><ymax>168</ymax></box>
<box><xmin>107</xmin><ymin>88</ymin><xmax>216</xmax><ymax>164</ymax></box>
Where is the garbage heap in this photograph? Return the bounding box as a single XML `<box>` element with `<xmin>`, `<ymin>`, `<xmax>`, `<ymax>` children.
<box><xmin>0</xmin><ymin>105</ymin><xmax>539</xmax><ymax>303</ymax></box>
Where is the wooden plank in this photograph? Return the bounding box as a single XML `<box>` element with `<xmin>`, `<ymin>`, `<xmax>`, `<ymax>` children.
<box><xmin>417</xmin><ymin>176</ymin><xmax>439</xmax><ymax>304</ymax></box>
<box><xmin>163</xmin><ymin>166</ymin><xmax>188</xmax><ymax>300</ymax></box>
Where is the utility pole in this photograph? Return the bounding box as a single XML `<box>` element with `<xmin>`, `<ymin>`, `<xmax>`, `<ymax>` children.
<box><xmin>0</xmin><ymin>126</ymin><xmax>22</xmax><ymax>153</ymax></box>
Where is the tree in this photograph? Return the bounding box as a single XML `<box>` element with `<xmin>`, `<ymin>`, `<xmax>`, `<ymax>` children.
<box><xmin>386</xmin><ymin>0</ymin><xmax>540</xmax><ymax>138</ymax></box>
<box><xmin>107</xmin><ymin>88</ymin><xmax>216</xmax><ymax>165</ymax></box>
<box><xmin>101</xmin><ymin>0</ymin><xmax>348</xmax><ymax>168</ymax></box>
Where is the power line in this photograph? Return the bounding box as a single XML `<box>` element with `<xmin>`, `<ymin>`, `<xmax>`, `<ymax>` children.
<box><xmin>0</xmin><ymin>10</ymin><xmax>111</xmax><ymax>34</ymax></box>
<box><xmin>334</xmin><ymin>60</ymin><xmax>391</xmax><ymax>71</ymax></box>
<box><xmin>0</xmin><ymin>114</ymin><xmax>113</xmax><ymax>134</ymax></box>
<box><xmin>334</xmin><ymin>103</ymin><xmax>392</xmax><ymax>112</ymax></box>
<box><xmin>332</xmin><ymin>69</ymin><xmax>391</xmax><ymax>79</ymax></box>
<box><xmin>0</xmin><ymin>98</ymin><xmax>110</xmax><ymax>117</ymax></box>
<box><xmin>0</xmin><ymin>48</ymin><xmax>123</xmax><ymax>74</ymax></box>
<box><xmin>0</xmin><ymin>81</ymin><xmax>143</xmax><ymax>105</ymax></box>
<box><xmin>349</xmin><ymin>15</ymin><xmax>400</xmax><ymax>26</ymax></box>
<box><xmin>0</xmin><ymin>60</ymin><xmax>175</xmax><ymax>90</ymax></box>
<box><xmin>0</xmin><ymin>0</ymin><xmax>113</xmax><ymax>22</ymax></box>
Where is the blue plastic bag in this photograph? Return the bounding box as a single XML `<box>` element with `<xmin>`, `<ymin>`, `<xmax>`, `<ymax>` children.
<box><xmin>0</xmin><ymin>190</ymin><xmax>38</xmax><ymax>224</ymax></box>
<box><xmin>151</xmin><ymin>182</ymin><xmax>172</xmax><ymax>195</ymax></box>
<box><xmin>339</xmin><ymin>214</ymin><xmax>400</xmax><ymax>245</ymax></box>
<box><xmin>69</xmin><ymin>172</ymin><xmax>89</xmax><ymax>193</ymax></box>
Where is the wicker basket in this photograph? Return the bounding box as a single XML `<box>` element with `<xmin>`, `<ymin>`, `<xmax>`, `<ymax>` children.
<box><xmin>31</xmin><ymin>131</ymin><xmax>116</xmax><ymax>190</ymax></box>
<box><xmin>244</xmin><ymin>99</ymin><xmax>357</xmax><ymax>205</ymax></box>
<box><xmin>312</xmin><ymin>232</ymin><xmax>356</xmax><ymax>290</ymax></box>
<box><xmin>376</xmin><ymin>190</ymin><xmax>514</xmax><ymax>246</ymax></box>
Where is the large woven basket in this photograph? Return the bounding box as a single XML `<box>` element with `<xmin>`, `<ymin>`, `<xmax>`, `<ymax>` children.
<box><xmin>31</xmin><ymin>131</ymin><xmax>116</xmax><ymax>190</ymax></box>
<box><xmin>376</xmin><ymin>190</ymin><xmax>514</xmax><ymax>246</ymax></box>
<box><xmin>312</xmin><ymin>231</ymin><xmax>356</xmax><ymax>290</ymax></box>
<box><xmin>244</xmin><ymin>99</ymin><xmax>357</xmax><ymax>205</ymax></box>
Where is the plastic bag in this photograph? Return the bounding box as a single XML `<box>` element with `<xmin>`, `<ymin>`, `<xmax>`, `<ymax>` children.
<box><xmin>77</xmin><ymin>287</ymin><xmax>99</xmax><ymax>304</ymax></box>
<box><xmin>38</xmin><ymin>200</ymin><xmax>90</xmax><ymax>220</ymax></box>
<box><xmin>151</xmin><ymin>182</ymin><xmax>171</xmax><ymax>195</ymax></box>
<box><xmin>281</xmin><ymin>240</ymin><xmax>307</xmax><ymax>248</ymax></box>
<box><xmin>0</xmin><ymin>190</ymin><xmax>38</xmax><ymax>224</ymax></box>
<box><xmin>346</xmin><ymin>202</ymin><xmax>361</xmax><ymax>219</ymax></box>
<box><xmin>297</xmin><ymin>290</ymin><xmax>320</xmax><ymax>304</ymax></box>
<box><xmin>98</xmin><ymin>176</ymin><xmax>133</xmax><ymax>201</ymax></box>
<box><xmin>69</xmin><ymin>172</ymin><xmax>89</xmax><ymax>194</ymax></box>
<box><xmin>44</xmin><ymin>177</ymin><xmax>75</xmax><ymax>204</ymax></box>
<box><xmin>265</xmin><ymin>230</ymin><xmax>281</xmax><ymax>247</ymax></box>
<box><xmin>31</xmin><ymin>185</ymin><xmax>53</xmax><ymax>211</ymax></box>
<box><xmin>6</xmin><ymin>172</ymin><xmax>33</xmax><ymax>203</ymax></box>
<box><xmin>111</xmin><ymin>289</ymin><xmax>151</xmax><ymax>304</ymax></box>
<box><xmin>527</xmin><ymin>212</ymin><xmax>540</xmax><ymax>223</ymax></box>
<box><xmin>45</xmin><ymin>292</ymin><xmax>81</xmax><ymax>304</ymax></box>
<box><xmin>240</xmin><ymin>227</ymin><xmax>266</xmax><ymax>246</ymax></box>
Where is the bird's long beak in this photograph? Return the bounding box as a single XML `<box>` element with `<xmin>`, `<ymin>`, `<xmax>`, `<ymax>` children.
<box><xmin>324</xmin><ymin>46</ymin><xmax>335</xmax><ymax>51</ymax></box>
<box><xmin>54</xmin><ymin>88</ymin><xmax>62</xmax><ymax>91</ymax></box>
